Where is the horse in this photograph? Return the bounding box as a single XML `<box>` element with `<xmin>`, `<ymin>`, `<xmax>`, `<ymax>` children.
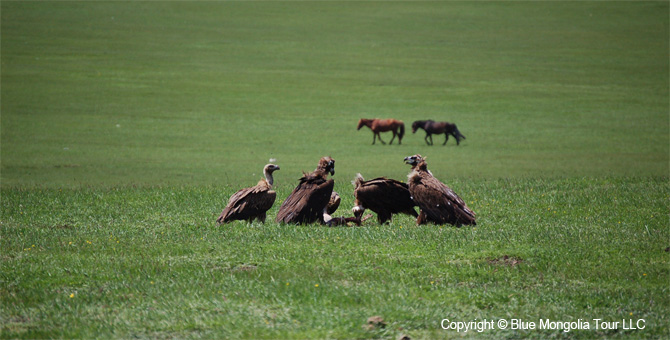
<box><xmin>357</xmin><ymin>118</ymin><xmax>405</xmax><ymax>145</ymax></box>
<box><xmin>411</xmin><ymin>120</ymin><xmax>466</xmax><ymax>146</ymax></box>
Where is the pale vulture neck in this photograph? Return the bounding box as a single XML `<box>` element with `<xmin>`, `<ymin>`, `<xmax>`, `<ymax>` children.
<box><xmin>264</xmin><ymin>169</ymin><xmax>274</xmax><ymax>187</ymax></box>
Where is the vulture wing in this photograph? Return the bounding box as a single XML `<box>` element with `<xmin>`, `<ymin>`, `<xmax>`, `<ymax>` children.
<box><xmin>276</xmin><ymin>174</ymin><xmax>334</xmax><ymax>224</ymax></box>
<box><xmin>410</xmin><ymin>173</ymin><xmax>476</xmax><ymax>226</ymax></box>
<box><xmin>217</xmin><ymin>185</ymin><xmax>276</xmax><ymax>224</ymax></box>
<box><xmin>355</xmin><ymin>177</ymin><xmax>417</xmax><ymax>223</ymax></box>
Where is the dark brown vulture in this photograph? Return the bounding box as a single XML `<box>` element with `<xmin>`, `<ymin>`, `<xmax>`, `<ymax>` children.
<box><xmin>275</xmin><ymin>157</ymin><xmax>335</xmax><ymax>224</ymax></box>
<box><xmin>352</xmin><ymin>174</ymin><xmax>418</xmax><ymax>224</ymax></box>
<box><xmin>216</xmin><ymin>164</ymin><xmax>280</xmax><ymax>224</ymax></box>
<box><xmin>403</xmin><ymin>155</ymin><xmax>476</xmax><ymax>226</ymax></box>
<box><xmin>327</xmin><ymin>191</ymin><xmax>341</xmax><ymax>215</ymax></box>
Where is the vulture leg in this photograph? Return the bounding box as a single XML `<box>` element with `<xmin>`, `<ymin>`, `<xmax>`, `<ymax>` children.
<box><xmin>416</xmin><ymin>210</ymin><xmax>428</xmax><ymax>225</ymax></box>
<box><xmin>377</xmin><ymin>211</ymin><xmax>392</xmax><ymax>224</ymax></box>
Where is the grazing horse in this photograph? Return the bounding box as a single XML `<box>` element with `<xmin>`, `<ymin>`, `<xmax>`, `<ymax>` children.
<box><xmin>411</xmin><ymin>120</ymin><xmax>466</xmax><ymax>146</ymax></box>
<box><xmin>357</xmin><ymin>118</ymin><xmax>405</xmax><ymax>145</ymax></box>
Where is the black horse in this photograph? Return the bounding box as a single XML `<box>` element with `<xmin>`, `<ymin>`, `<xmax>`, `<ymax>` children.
<box><xmin>411</xmin><ymin>120</ymin><xmax>466</xmax><ymax>146</ymax></box>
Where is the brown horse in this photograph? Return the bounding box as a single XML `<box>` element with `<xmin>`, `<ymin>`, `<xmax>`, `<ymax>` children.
<box><xmin>357</xmin><ymin>118</ymin><xmax>405</xmax><ymax>145</ymax></box>
<box><xmin>411</xmin><ymin>120</ymin><xmax>466</xmax><ymax>146</ymax></box>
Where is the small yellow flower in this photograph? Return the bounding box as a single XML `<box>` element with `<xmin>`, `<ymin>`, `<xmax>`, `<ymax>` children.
<box><xmin>643</xmin><ymin>273</ymin><xmax>647</xmax><ymax>276</ymax></box>
<box><xmin>286</xmin><ymin>282</ymin><xmax>290</xmax><ymax>286</ymax></box>
<box><xmin>430</xmin><ymin>281</ymin><xmax>435</xmax><ymax>285</ymax></box>
<box><xmin>69</xmin><ymin>293</ymin><xmax>74</xmax><ymax>298</ymax></box>
<box><xmin>630</xmin><ymin>312</ymin><xmax>633</xmax><ymax>316</ymax></box>
<box><xmin>314</xmin><ymin>284</ymin><xmax>319</xmax><ymax>288</ymax></box>
<box><xmin>151</xmin><ymin>281</ymin><xmax>155</xmax><ymax>284</ymax></box>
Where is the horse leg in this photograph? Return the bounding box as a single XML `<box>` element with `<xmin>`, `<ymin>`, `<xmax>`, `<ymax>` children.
<box><xmin>428</xmin><ymin>134</ymin><xmax>434</xmax><ymax>145</ymax></box>
<box><xmin>372</xmin><ymin>133</ymin><xmax>376</xmax><ymax>145</ymax></box>
<box><xmin>377</xmin><ymin>132</ymin><xmax>386</xmax><ymax>144</ymax></box>
<box><xmin>389</xmin><ymin>131</ymin><xmax>396</xmax><ymax>145</ymax></box>
<box><xmin>424</xmin><ymin>133</ymin><xmax>431</xmax><ymax>145</ymax></box>
<box><xmin>443</xmin><ymin>133</ymin><xmax>449</xmax><ymax>146</ymax></box>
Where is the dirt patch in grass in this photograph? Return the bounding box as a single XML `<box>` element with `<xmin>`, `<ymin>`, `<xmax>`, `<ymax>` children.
<box><xmin>233</xmin><ymin>264</ymin><xmax>258</xmax><ymax>272</ymax></box>
<box><xmin>488</xmin><ymin>255</ymin><xmax>523</xmax><ymax>267</ymax></box>
<box><xmin>364</xmin><ymin>316</ymin><xmax>386</xmax><ymax>330</ymax></box>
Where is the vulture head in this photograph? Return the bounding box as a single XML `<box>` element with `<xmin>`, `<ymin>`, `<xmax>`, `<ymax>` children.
<box><xmin>317</xmin><ymin>156</ymin><xmax>335</xmax><ymax>176</ymax></box>
<box><xmin>404</xmin><ymin>154</ymin><xmax>424</xmax><ymax>167</ymax></box>
<box><xmin>352</xmin><ymin>204</ymin><xmax>365</xmax><ymax>220</ymax></box>
<box><xmin>264</xmin><ymin>163</ymin><xmax>280</xmax><ymax>174</ymax></box>
<box><xmin>263</xmin><ymin>164</ymin><xmax>280</xmax><ymax>186</ymax></box>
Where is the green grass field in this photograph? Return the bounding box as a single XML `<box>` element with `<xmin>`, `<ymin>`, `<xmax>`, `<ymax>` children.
<box><xmin>1</xmin><ymin>1</ymin><xmax>668</xmax><ymax>339</ymax></box>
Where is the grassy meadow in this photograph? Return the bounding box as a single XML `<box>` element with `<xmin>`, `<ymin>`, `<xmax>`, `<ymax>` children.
<box><xmin>1</xmin><ymin>1</ymin><xmax>668</xmax><ymax>339</ymax></box>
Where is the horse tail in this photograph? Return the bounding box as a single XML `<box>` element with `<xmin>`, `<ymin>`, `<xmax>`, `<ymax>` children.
<box><xmin>399</xmin><ymin>122</ymin><xmax>405</xmax><ymax>139</ymax></box>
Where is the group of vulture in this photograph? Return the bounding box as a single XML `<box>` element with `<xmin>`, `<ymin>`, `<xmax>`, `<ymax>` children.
<box><xmin>216</xmin><ymin>155</ymin><xmax>476</xmax><ymax>227</ymax></box>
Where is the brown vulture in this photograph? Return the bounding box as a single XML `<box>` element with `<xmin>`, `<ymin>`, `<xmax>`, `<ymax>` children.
<box><xmin>327</xmin><ymin>191</ymin><xmax>341</xmax><ymax>215</ymax></box>
<box><xmin>352</xmin><ymin>174</ymin><xmax>418</xmax><ymax>224</ymax></box>
<box><xmin>216</xmin><ymin>164</ymin><xmax>280</xmax><ymax>224</ymax></box>
<box><xmin>403</xmin><ymin>154</ymin><xmax>476</xmax><ymax>226</ymax></box>
<box><xmin>275</xmin><ymin>157</ymin><xmax>335</xmax><ymax>224</ymax></box>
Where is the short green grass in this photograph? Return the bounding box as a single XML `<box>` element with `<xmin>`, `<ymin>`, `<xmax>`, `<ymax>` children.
<box><xmin>1</xmin><ymin>1</ymin><xmax>668</xmax><ymax>186</ymax></box>
<box><xmin>1</xmin><ymin>1</ymin><xmax>669</xmax><ymax>339</ymax></box>
<box><xmin>2</xmin><ymin>178</ymin><xmax>669</xmax><ymax>338</ymax></box>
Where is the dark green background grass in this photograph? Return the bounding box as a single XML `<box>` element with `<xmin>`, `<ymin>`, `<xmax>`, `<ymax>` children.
<box><xmin>1</xmin><ymin>1</ymin><xmax>668</xmax><ymax>187</ymax></box>
<box><xmin>1</xmin><ymin>1</ymin><xmax>669</xmax><ymax>339</ymax></box>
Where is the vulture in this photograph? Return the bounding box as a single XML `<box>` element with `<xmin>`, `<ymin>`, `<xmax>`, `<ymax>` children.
<box><xmin>327</xmin><ymin>191</ymin><xmax>341</xmax><ymax>215</ymax></box>
<box><xmin>352</xmin><ymin>174</ymin><xmax>418</xmax><ymax>224</ymax></box>
<box><xmin>216</xmin><ymin>164</ymin><xmax>280</xmax><ymax>224</ymax></box>
<box><xmin>403</xmin><ymin>155</ymin><xmax>476</xmax><ymax>226</ymax></box>
<box><xmin>275</xmin><ymin>157</ymin><xmax>335</xmax><ymax>224</ymax></box>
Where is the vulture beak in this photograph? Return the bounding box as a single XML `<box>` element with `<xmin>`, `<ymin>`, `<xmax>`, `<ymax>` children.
<box><xmin>328</xmin><ymin>161</ymin><xmax>335</xmax><ymax>176</ymax></box>
<box><xmin>404</xmin><ymin>156</ymin><xmax>414</xmax><ymax>165</ymax></box>
<box><xmin>275</xmin><ymin>165</ymin><xmax>280</xmax><ymax>171</ymax></box>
